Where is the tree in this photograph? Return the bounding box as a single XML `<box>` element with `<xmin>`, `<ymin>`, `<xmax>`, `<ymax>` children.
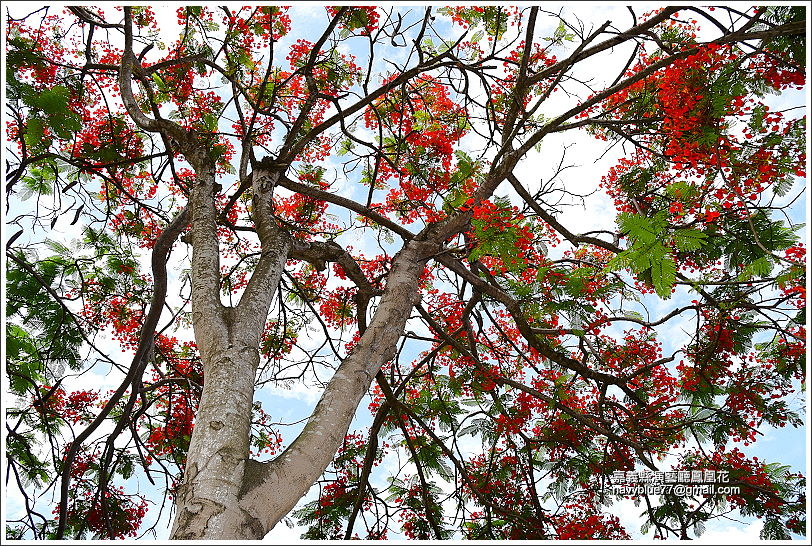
<box><xmin>4</xmin><ymin>4</ymin><xmax>807</xmax><ymax>541</ymax></box>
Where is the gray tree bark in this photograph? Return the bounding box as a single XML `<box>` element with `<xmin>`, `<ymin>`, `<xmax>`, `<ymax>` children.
<box><xmin>169</xmin><ymin>163</ymin><xmax>290</xmax><ymax>539</ymax></box>
<box><xmin>116</xmin><ymin>8</ymin><xmax>466</xmax><ymax>537</ymax></box>
<box><xmin>167</xmin><ymin>148</ymin><xmax>440</xmax><ymax>538</ymax></box>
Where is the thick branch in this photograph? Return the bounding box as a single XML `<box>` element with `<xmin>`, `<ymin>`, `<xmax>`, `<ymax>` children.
<box><xmin>186</xmin><ymin>157</ymin><xmax>231</xmax><ymax>365</ymax></box>
<box><xmin>237</xmin><ymin>238</ymin><xmax>439</xmax><ymax>533</ymax></box>
<box><xmin>519</xmin><ymin>18</ymin><xmax>807</xmax><ymax>156</ymax></box>
<box><xmin>119</xmin><ymin>8</ymin><xmax>187</xmax><ymax>143</ymax></box>
<box><xmin>234</xmin><ymin>168</ymin><xmax>292</xmax><ymax>342</ymax></box>
<box><xmin>507</xmin><ymin>172</ymin><xmax>621</xmax><ymax>252</ymax></box>
<box><xmin>277</xmin><ymin>174</ymin><xmax>414</xmax><ymax>240</ymax></box>
<box><xmin>54</xmin><ymin>207</ymin><xmax>188</xmax><ymax>538</ymax></box>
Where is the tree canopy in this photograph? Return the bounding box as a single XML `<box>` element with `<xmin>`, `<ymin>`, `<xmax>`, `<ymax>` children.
<box><xmin>4</xmin><ymin>4</ymin><xmax>807</xmax><ymax>541</ymax></box>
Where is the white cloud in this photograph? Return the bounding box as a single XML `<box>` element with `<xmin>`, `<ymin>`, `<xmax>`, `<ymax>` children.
<box><xmin>696</xmin><ymin>518</ymin><xmax>764</xmax><ymax>542</ymax></box>
<box><xmin>264</xmin><ymin>515</ymin><xmax>309</xmax><ymax>541</ymax></box>
<box><xmin>265</xmin><ymin>379</ymin><xmax>322</xmax><ymax>406</ymax></box>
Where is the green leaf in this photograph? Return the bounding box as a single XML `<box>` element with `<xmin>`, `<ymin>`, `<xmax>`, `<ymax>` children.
<box><xmin>618</xmin><ymin>211</ymin><xmax>666</xmax><ymax>243</ymax></box>
<box><xmin>737</xmin><ymin>256</ymin><xmax>773</xmax><ymax>281</ymax></box>
<box><xmin>44</xmin><ymin>238</ymin><xmax>71</xmax><ymax>256</ymax></box>
<box><xmin>673</xmin><ymin>228</ymin><xmax>707</xmax><ymax>251</ymax></box>
<box><xmin>6</xmin><ymin>324</ymin><xmax>45</xmax><ymax>394</ymax></box>
<box><xmin>650</xmin><ymin>254</ymin><xmax>677</xmax><ymax>299</ymax></box>
<box><xmin>117</xmin><ymin>455</ymin><xmax>136</xmax><ymax>479</ymax></box>
<box><xmin>20</xmin><ymin>176</ymin><xmax>51</xmax><ymax>201</ymax></box>
<box><xmin>7</xmin><ymin>432</ymin><xmax>50</xmax><ymax>486</ymax></box>
<box><xmin>605</xmin><ymin>251</ymin><xmax>632</xmax><ymax>271</ymax></box>
<box><xmin>202</xmin><ymin>112</ymin><xmax>218</xmax><ymax>132</ymax></box>
<box><xmin>761</xmin><ymin>517</ymin><xmax>791</xmax><ymax>540</ymax></box>
<box><xmin>24</xmin><ymin>117</ymin><xmax>48</xmax><ymax>151</ymax></box>
<box><xmin>152</xmin><ymin>73</ymin><xmax>168</xmax><ymax>91</ymax></box>
<box><xmin>336</xmin><ymin>139</ymin><xmax>355</xmax><ymax>156</ymax></box>
<box><xmin>32</xmin><ymin>86</ymin><xmax>71</xmax><ymax>115</ymax></box>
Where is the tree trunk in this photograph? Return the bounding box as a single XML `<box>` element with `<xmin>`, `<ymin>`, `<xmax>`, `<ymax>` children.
<box><xmin>169</xmin><ymin>164</ymin><xmax>292</xmax><ymax>539</ymax></box>
<box><xmin>236</xmin><ymin>239</ymin><xmax>438</xmax><ymax>535</ymax></box>
<box><xmin>170</xmin><ymin>216</ymin><xmax>436</xmax><ymax>537</ymax></box>
<box><xmin>169</xmin><ymin>342</ymin><xmax>265</xmax><ymax>539</ymax></box>
<box><xmin>117</xmin><ymin>12</ymin><xmax>447</xmax><ymax>537</ymax></box>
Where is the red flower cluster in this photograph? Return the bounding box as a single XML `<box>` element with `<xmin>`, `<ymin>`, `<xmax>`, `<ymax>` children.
<box><xmin>326</xmin><ymin>6</ymin><xmax>380</xmax><ymax>36</ymax></box>
<box><xmin>364</xmin><ymin>75</ymin><xmax>469</xmax><ymax>223</ymax></box>
<box><xmin>677</xmin><ymin>448</ymin><xmax>803</xmax><ymax>514</ymax></box>
<box><xmin>56</xmin><ymin>485</ymin><xmax>148</xmax><ymax>539</ymax></box>
<box><xmin>63</xmin><ymin>390</ymin><xmax>100</xmax><ymax>424</ymax></box>
<box><xmin>551</xmin><ymin>501</ymin><xmax>630</xmax><ymax>540</ymax></box>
